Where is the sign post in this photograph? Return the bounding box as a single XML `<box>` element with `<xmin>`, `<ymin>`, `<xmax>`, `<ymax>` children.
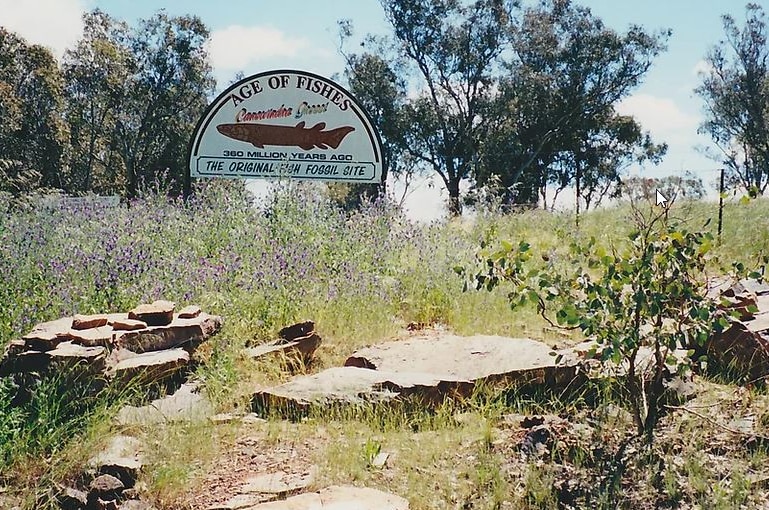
<box><xmin>187</xmin><ymin>69</ymin><xmax>384</xmax><ymax>196</ymax></box>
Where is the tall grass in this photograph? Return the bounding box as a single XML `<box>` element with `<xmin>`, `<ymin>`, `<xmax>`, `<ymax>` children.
<box><xmin>0</xmin><ymin>183</ymin><xmax>766</xmax><ymax>508</ymax></box>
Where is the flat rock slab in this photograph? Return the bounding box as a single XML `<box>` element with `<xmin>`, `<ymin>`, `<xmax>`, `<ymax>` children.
<box><xmin>243</xmin><ymin>486</ymin><xmax>409</xmax><ymax>509</ymax></box>
<box><xmin>240</xmin><ymin>467</ymin><xmax>317</xmax><ymax>496</ymax></box>
<box><xmin>128</xmin><ymin>300</ymin><xmax>176</xmax><ymax>326</ymax></box>
<box><xmin>345</xmin><ymin>334</ymin><xmax>576</xmax><ymax>386</ymax></box>
<box><xmin>178</xmin><ymin>305</ymin><xmax>201</xmax><ymax>319</ymax></box>
<box><xmin>116</xmin><ymin>382</ymin><xmax>212</xmax><ymax>426</ymax></box>
<box><xmin>115</xmin><ymin>313</ymin><xmax>223</xmax><ymax>353</ymax></box>
<box><xmin>109</xmin><ymin>348</ymin><xmax>189</xmax><ymax>383</ymax></box>
<box><xmin>244</xmin><ymin>334</ymin><xmax>321</xmax><ymax>364</ymax></box>
<box><xmin>89</xmin><ymin>435</ymin><xmax>144</xmax><ymax>487</ymax></box>
<box><xmin>111</xmin><ymin>318</ymin><xmax>148</xmax><ymax>331</ymax></box>
<box><xmin>253</xmin><ymin>367</ymin><xmax>472</xmax><ymax>412</ymax></box>
<box><xmin>72</xmin><ymin>314</ymin><xmax>109</xmax><ymax>330</ymax></box>
<box><xmin>22</xmin><ymin>317</ymin><xmax>74</xmax><ymax>351</ymax></box>
<box><xmin>0</xmin><ymin>341</ymin><xmax>106</xmax><ymax>375</ymax></box>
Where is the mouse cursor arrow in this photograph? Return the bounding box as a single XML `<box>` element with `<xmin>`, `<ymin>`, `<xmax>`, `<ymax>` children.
<box><xmin>655</xmin><ymin>190</ymin><xmax>668</xmax><ymax>206</ymax></box>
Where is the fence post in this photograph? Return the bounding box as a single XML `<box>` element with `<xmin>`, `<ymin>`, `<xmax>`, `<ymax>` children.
<box><xmin>717</xmin><ymin>167</ymin><xmax>725</xmax><ymax>244</ymax></box>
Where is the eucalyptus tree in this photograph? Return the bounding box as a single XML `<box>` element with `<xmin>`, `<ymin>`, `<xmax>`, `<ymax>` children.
<box><xmin>374</xmin><ymin>0</ymin><xmax>515</xmax><ymax>216</ymax></box>
<box><xmin>62</xmin><ymin>9</ymin><xmax>132</xmax><ymax>194</ymax></box>
<box><xmin>477</xmin><ymin>0</ymin><xmax>669</xmax><ymax>209</ymax></box>
<box><xmin>64</xmin><ymin>9</ymin><xmax>215</xmax><ymax>197</ymax></box>
<box><xmin>696</xmin><ymin>3</ymin><xmax>769</xmax><ymax>195</ymax></box>
<box><xmin>0</xmin><ymin>28</ymin><xmax>67</xmax><ymax>193</ymax></box>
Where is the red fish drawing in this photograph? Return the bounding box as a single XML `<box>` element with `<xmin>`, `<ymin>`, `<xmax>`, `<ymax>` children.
<box><xmin>216</xmin><ymin>121</ymin><xmax>355</xmax><ymax>150</ymax></box>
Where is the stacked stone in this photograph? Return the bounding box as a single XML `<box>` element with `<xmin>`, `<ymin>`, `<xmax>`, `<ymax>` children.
<box><xmin>0</xmin><ymin>300</ymin><xmax>223</xmax><ymax>386</ymax></box>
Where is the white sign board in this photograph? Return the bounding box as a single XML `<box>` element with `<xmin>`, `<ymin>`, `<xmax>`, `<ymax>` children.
<box><xmin>188</xmin><ymin>70</ymin><xmax>384</xmax><ymax>183</ymax></box>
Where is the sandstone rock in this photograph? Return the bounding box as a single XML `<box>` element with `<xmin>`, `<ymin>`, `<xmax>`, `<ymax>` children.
<box><xmin>22</xmin><ymin>317</ymin><xmax>72</xmax><ymax>351</ymax></box>
<box><xmin>345</xmin><ymin>334</ymin><xmax>578</xmax><ymax>387</ymax></box>
<box><xmin>0</xmin><ymin>349</ymin><xmax>48</xmax><ymax>375</ymax></box>
<box><xmin>707</xmin><ymin>322</ymin><xmax>769</xmax><ymax>379</ymax></box>
<box><xmin>89</xmin><ymin>474</ymin><xmax>124</xmax><ymax>498</ymax></box>
<box><xmin>4</xmin><ymin>339</ymin><xmax>26</xmax><ymax>357</ymax></box>
<box><xmin>371</xmin><ymin>452</ymin><xmax>390</xmax><ymax>469</ymax></box>
<box><xmin>243</xmin><ymin>334</ymin><xmax>321</xmax><ymax>365</ymax></box>
<box><xmin>115</xmin><ymin>313</ymin><xmax>222</xmax><ymax>353</ymax></box>
<box><xmin>109</xmin><ymin>348</ymin><xmax>189</xmax><ymax>384</ymax></box>
<box><xmin>118</xmin><ymin>501</ymin><xmax>154</xmax><ymax>510</ymax></box>
<box><xmin>253</xmin><ymin>367</ymin><xmax>472</xmax><ymax>413</ymax></box>
<box><xmin>94</xmin><ymin>498</ymin><xmax>119</xmax><ymax>510</ymax></box>
<box><xmin>705</xmin><ymin>278</ymin><xmax>769</xmax><ymax>379</ymax></box>
<box><xmin>240</xmin><ymin>467</ymin><xmax>316</xmax><ymax>495</ymax></box>
<box><xmin>729</xmin><ymin>278</ymin><xmax>769</xmax><ymax>297</ymax></box>
<box><xmin>110</xmin><ymin>319</ymin><xmax>148</xmax><ymax>332</ymax></box>
<box><xmin>243</xmin><ymin>486</ymin><xmax>409</xmax><ymax>509</ymax></box>
<box><xmin>72</xmin><ymin>314</ymin><xmax>109</xmax><ymax>330</ymax></box>
<box><xmin>89</xmin><ymin>435</ymin><xmax>144</xmax><ymax>488</ymax></box>
<box><xmin>278</xmin><ymin>321</ymin><xmax>315</xmax><ymax>342</ymax></box>
<box><xmin>210</xmin><ymin>413</ymin><xmax>238</xmax><ymax>425</ymax></box>
<box><xmin>210</xmin><ymin>494</ymin><xmax>266</xmax><ymax>510</ymax></box>
<box><xmin>48</xmin><ymin>342</ymin><xmax>107</xmax><ymax>374</ymax></box>
<box><xmin>116</xmin><ymin>383</ymin><xmax>212</xmax><ymax>426</ymax></box>
<box><xmin>128</xmin><ymin>300</ymin><xmax>175</xmax><ymax>327</ymax></box>
<box><xmin>67</xmin><ymin>326</ymin><xmax>115</xmax><ymax>348</ymax></box>
<box><xmin>57</xmin><ymin>486</ymin><xmax>88</xmax><ymax>510</ymax></box>
<box><xmin>177</xmin><ymin>305</ymin><xmax>201</xmax><ymax>319</ymax></box>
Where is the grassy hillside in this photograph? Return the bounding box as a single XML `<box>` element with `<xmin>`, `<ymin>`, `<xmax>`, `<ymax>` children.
<box><xmin>0</xmin><ymin>184</ymin><xmax>767</xmax><ymax>508</ymax></box>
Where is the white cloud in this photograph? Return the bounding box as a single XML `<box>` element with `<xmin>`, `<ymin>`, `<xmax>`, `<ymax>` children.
<box><xmin>616</xmin><ymin>94</ymin><xmax>701</xmax><ymax>137</ymax></box>
<box><xmin>692</xmin><ymin>59</ymin><xmax>713</xmax><ymax>77</ymax></box>
<box><xmin>0</xmin><ymin>0</ymin><xmax>86</xmax><ymax>60</ymax></box>
<box><xmin>208</xmin><ymin>25</ymin><xmax>311</xmax><ymax>72</ymax></box>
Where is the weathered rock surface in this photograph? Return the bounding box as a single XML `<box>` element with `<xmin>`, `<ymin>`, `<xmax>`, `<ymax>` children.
<box><xmin>21</xmin><ymin>317</ymin><xmax>72</xmax><ymax>351</ymax></box>
<box><xmin>128</xmin><ymin>300</ymin><xmax>175</xmax><ymax>327</ymax></box>
<box><xmin>240</xmin><ymin>468</ymin><xmax>316</xmax><ymax>496</ymax></box>
<box><xmin>278</xmin><ymin>321</ymin><xmax>315</xmax><ymax>342</ymax></box>
<box><xmin>68</xmin><ymin>326</ymin><xmax>114</xmax><ymax>348</ymax></box>
<box><xmin>89</xmin><ymin>435</ymin><xmax>144</xmax><ymax>488</ymax></box>
<box><xmin>57</xmin><ymin>486</ymin><xmax>88</xmax><ymax>510</ymax></box>
<box><xmin>109</xmin><ymin>348</ymin><xmax>189</xmax><ymax>383</ymax></box>
<box><xmin>0</xmin><ymin>342</ymin><xmax>106</xmax><ymax>376</ymax></box>
<box><xmin>89</xmin><ymin>473</ymin><xmax>124</xmax><ymax>497</ymax></box>
<box><xmin>49</xmin><ymin>341</ymin><xmax>107</xmax><ymax>370</ymax></box>
<box><xmin>244</xmin><ymin>334</ymin><xmax>321</xmax><ymax>365</ymax></box>
<box><xmin>115</xmin><ymin>313</ymin><xmax>222</xmax><ymax>353</ymax></box>
<box><xmin>111</xmin><ymin>319</ymin><xmax>148</xmax><ymax>331</ymax></box>
<box><xmin>253</xmin><ymin>367</ymin><xmax>472</xmax><ymax>412</ymax></box>
<box><xmin>72</xmin><ymin>314</ymin><xmax>109</xmax><ymax>330</ymax></box>
<box><xmin>116</xmin><ymin>382</ymin><xmax>212</xmax><ymax>426</ymax></box>
<box><xmin>243</xmin><ymin>486</ymin><xmax>409</xmax><ymax>509</ymax></box>
<box><xmin>178</xmin><ymin>305</ymin><xmax>201</xmax><ymax>319</ymax></box>
<box><xmin>707</xmin><ymin>278</ymin><xmax>769</xmax><ymax>379</ymax></box>
<box><xmin>345</xmin><ymin>334</ymin><xmax>577</xmax><ymax>386</ymax></box>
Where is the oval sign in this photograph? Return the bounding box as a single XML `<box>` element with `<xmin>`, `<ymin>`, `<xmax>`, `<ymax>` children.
<box><xmin>188</xmin><ymin>70</ymin><xmax>384</xmax><ymax>183</ymax></box>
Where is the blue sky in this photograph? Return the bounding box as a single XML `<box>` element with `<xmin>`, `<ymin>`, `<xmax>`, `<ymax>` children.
<box><xmin>0</xmin><ymin>0</ymin><xmax>755</xmax><ymax>218</ymax></box>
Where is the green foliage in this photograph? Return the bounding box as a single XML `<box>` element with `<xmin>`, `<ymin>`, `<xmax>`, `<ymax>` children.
<box><xmin>462</xmin><ymin>203</ymin><xmax>741</xmax><ymax>437</ymax></box>
<box><xmin>0</xmin><ymin>29</ymin><xmax>66</xmax><ymax>194</ymax></box>
<box><xmin>477</xmin><ymin>0</ymin><xmax>669</xmax><ymax>210</ymax></box>
<box><xmin>696</xmin><ymin>3</ymin><xmax>769</xmax><ymax>195</ymax></box>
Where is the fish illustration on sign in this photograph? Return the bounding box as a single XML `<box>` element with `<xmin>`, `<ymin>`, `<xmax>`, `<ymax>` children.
<box><xmin>216</xmin><ymin>121</ymin><xmax>355</xmax><ymax>150</ymax></box>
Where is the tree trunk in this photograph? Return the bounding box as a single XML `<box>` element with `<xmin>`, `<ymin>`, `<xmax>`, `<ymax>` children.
<box><xmin>447</xmin><ymin>177</ymin><xmax>462</xmax><ymax>216</ymax></box>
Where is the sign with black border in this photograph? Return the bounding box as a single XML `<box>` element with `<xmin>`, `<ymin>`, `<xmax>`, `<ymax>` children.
<box><xmin>187</xmin><ymin>70</ymin><xmax>384</xmax><ymax>187</ymax></box>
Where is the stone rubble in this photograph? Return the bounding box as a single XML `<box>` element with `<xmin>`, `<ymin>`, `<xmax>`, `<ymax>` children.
<box><xmin>707</xmin><ymin>278</ymin><xmax>769</xmax><ymax>379</ymax></box>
